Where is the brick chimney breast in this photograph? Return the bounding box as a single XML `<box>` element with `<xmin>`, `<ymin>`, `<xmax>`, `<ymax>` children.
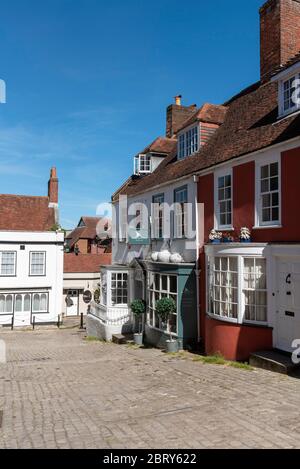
<box><xmin>48</xmin><ymin>166</ymin><xmax>58</xmax><ymax>205</ymax></box>
<box><xmin>260</xmin><ymin>0</ymin><xmax>300</xmax><ymax>83</ymax></box>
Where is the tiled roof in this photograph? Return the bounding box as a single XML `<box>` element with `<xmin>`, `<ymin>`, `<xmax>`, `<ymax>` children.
<box><xmin>140</xmin><ymin>137</ymin><xmax>177</xmax><ymax>155</ymax></box>
<box><xmin>113</xmin><ymin>78</ymin><xmax>300</xmax><ymax>200</ymax></box>
<box><xmin>0</xmin><ymin>195</ymin><xmax>56</xmax><ymax>231</ymax></box>
<box><xmin>176</xmin><ymin>103</ymin><xmax>228</xmax><ymax>133</ymax></box>
<box><xmin>271</xmin><ymin>50</ymin><xmax>300</xmax><ymax>78</ymax></box>
<box><xmin>64</xmin><ymin>253</ymin><xmax>111</xmax><ymax>273</ymax></box>
<box><xmin>66</xmin><ymin>216</ymin><xmax>109</xmax><ymax>247</ymax></box>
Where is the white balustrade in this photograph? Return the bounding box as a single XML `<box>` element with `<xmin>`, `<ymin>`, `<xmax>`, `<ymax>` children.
<box><xmin>89</xmin><ymin>301</ymin><xmax>132</xmax><ymax>326</ymax></box>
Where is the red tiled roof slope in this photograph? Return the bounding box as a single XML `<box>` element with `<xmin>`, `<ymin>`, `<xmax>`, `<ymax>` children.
<box><xmin>141</xmin><ymin>137</ymin><xmax>177</xmax><ymax>155</ymax></box>
<box><xmin>113</xmin><ymin>77</ymin><xmax>300</xmax><ymax>200</ymax></box>
<box><xmin>64</xmin><ymin>253</ymin><xmax>111</xmax><ymax>273</ymax></box>
<box><xmin>0</xmin><ymin>195</ymin><xmax>55</xmax><ymax>231</ymax></box>
<box><xmin>177</xmin><ymin>103</ymin><xmax>228</xmax><ymax>132</ymax></box>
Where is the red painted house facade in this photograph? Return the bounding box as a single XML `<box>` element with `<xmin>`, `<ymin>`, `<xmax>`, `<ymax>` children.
<box><xmin>197</xmin><ymin>0</ymin><xmax>300</xmax><ymax>360</ymax></box>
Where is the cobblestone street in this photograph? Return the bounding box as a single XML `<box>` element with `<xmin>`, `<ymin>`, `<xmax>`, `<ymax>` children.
<box><xmin>0</xmin><ymin>327</ymin><xmax>300</xmax><ymax>449</ymax></box>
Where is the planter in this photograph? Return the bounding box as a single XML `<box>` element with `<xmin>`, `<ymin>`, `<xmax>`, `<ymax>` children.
<box><xmin>210</xmin><ymin>239</ymin><xmax>221</xmax><ymax>244</ymax></box>
<box><xmin>158</xmin><ymin>250</ymin><xmax>171</xmax><ymax>263</ymax></box>
<box><xmin>166</xmin><ymin>339</ymin><xmax>178</xmax><ymax>353</ymax></box>
<box><xmin>222</xmin><ymin>238</ymin><xmax>233</xmax><ymax>243</ymax></box>
<box><xmin>170</xmin><ymin>253</ymin><xmax>183</xmax><ymax>264</ymax></box>
<box><xmin>134</xmin><ymin>333</ymin><xmax>143</xmax><ymax>346</ymax></box>
<box><xmin>151</xmin><ymin>252</ymin><xmax>159</xmax><ymax>262</ymax></box>
<box><xmin>240</xmin><ymin>238</ymin><xmax>251</xmax><ymax>243</ymax></box>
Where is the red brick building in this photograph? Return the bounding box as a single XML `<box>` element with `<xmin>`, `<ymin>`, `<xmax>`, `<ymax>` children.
<box><xmin>197</xmin><ymin>0</ymin><xmax>300</xmax><ymax>360</ymax></box>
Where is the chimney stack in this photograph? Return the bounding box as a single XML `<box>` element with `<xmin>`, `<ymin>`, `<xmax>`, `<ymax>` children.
<box><xmin>48</xmin><ymin>167</ymin><xmax>58</xmax><ymax>205</ymax></box>
<box><xmin>260</xmin><ymin>0</ymin><xmax>300</xmax><ymax>83</ymax></box>
<box><xmin>166</xmin><ymin>96</ymin><xmax>197</xmax><ymax>138</ymax></box>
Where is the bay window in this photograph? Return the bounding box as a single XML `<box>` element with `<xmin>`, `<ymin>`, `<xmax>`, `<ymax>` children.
<box><xmin>0</xmin><ymin>251</ymin><xmax>16</xmax><ymax>276</ymax></box>
<box><xmin>148</xmin><ymin>272</ymin><xmax>178</xmax><ymax>334</ymax></box>
<box><xmin>209</xmin><ymin>256</ymin><xmax>267</xmax><ymax>324</ymax></box>
<box><xmin>111</xmin><ymin>272</ymin><xmax>128</xmax><ymax>306</ymax></box>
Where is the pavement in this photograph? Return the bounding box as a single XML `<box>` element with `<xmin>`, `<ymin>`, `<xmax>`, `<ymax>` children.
<box><xmin>0</xmin><ymin>326</ymin><xmax>300</xmax><ymax>449</ymax></box>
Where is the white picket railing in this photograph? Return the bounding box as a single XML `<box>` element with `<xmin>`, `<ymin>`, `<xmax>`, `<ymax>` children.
<box><xmin>89</xmin><ymin>302</ymin><xmax>133</xmax><ymax>326</ymax></box>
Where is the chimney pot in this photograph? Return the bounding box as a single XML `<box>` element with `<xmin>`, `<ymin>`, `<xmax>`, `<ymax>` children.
<box><xmin>174</xmin><ymin>95</ymin><xmax>182</xmax><ymax>106</ymax></box>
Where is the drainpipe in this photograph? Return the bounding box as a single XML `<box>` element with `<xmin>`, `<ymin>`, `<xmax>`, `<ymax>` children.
<box><xmin>193</xmin><ymin>175</ymin><xmax>201</xmax><ymax>346</ymax></box>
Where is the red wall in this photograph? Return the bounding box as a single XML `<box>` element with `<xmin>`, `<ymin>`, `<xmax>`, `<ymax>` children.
<box><xmin>197</xmin><ymin>146</ymin><xmax>300</xmax><ymax>359</ymax></box>
<box><xmin>205</xmin><ymin>317</ymin><xmax>273</xmax><ymax>361</ymax></box>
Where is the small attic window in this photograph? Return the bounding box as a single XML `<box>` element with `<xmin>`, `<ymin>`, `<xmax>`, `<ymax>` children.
<box><xmin>279</xmin><ymin>72</ymin><xmax>300</xmax><ymax>116</ymax></box>
<box><xmin>177</xmin><ymin>126</ymin><xmax>199</xmax><ymax>160</ymax></box>
<box><xmin>134</xmin><ymin>154</ymin><xmax>151</xmax><ymax>175</ymax></box>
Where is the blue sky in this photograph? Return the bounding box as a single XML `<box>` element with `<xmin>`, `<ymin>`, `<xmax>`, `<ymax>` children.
<box><xmin>0</xmin><ymin>0</ymin><xmax>262</xmax><ymax>228</ymax></box>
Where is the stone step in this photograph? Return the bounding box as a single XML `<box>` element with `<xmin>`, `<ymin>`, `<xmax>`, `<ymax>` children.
<box><xmin>112</xmin><ymin>333</ymin><xmax>133</xmax><ymax>344</ymax></box>
<box><xmin>250</xmin><ymin>350</ymin><xmax>300</xmax><ymax>375</ymax></box>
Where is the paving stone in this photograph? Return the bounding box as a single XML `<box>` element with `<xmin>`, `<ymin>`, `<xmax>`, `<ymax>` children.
<box><xmin>0</xmin><ymin>328</ymin><xmax>300</xmax><ymax>448</ymax></box>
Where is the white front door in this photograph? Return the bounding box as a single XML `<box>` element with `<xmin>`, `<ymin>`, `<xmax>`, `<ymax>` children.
<box><xmin>276</xmin><ymin>259</ymin><xmax>300</xmax><ymax>352</ymax></box>
<box><xmin>66</xmin><ymin>290</ymin><xmax>79</xmax><ymax>316</ymax></box>
<box><xmin>14</xmin><ymin>293</ymin><xmax>31</xmax><ymax>327</ymax></box>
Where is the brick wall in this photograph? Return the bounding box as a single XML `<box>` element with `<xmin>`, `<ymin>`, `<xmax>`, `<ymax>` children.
<box><xmin>260</xmin><ymin>0</ymin><xmax>300</xmax><ymax>82</ymax></box>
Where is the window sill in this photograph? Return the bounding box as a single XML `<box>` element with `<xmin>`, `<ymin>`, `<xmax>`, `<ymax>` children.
<box><xmin>252</xmin><ymin>225</ymin><xmax>282</xmax><ymax>230</ymax></box>
<box><xmin>207</xmin><ymin>313</ymin><xmax>272</xmax><ymax>329</ymax></box>
<box><xmin>215</xmin><ymin>226</ymin><xmax>234</xmax><ymax>232</ymax></box>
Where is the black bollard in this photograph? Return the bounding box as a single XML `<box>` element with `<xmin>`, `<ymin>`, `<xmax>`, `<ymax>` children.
<box><xmin>32</xmin><ymin>316</ymin><xmax>35</xmax><ymax>330</ymax></box>
<box><xmin>57</xmin><ymin>314</ymin><xmax>60</xmax><ymax>328</ymax></box>
<box><xmin>11</xmin><ymin>316</ymin><xmax>14</xmax><ymax>331</ymax></box>
<box><xmin>80</xmin><ymin>312</ymin><xmax>84</xmax><ymax>330</ymax></box>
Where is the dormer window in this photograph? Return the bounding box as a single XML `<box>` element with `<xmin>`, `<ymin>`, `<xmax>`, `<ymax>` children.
<box><xmin>278</xmin><ymin>71</ymin><xmax>300</xmax><ymax>117</ymax></box>
<box><xmin>134</xmin><ymin>154</ymin><xmax>151</xmax><ymax>175</ymax></box>
<box><xmin>177</xmin><ymin>126</ymin><xmax>199</xmax><ymax>160</ymax></box>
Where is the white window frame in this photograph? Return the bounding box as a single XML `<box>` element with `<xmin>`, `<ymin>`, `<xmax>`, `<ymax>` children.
<box><xmin>278</xmin><ymin>71</ymin><xmax>300</xmax><ymax>117</ymax></box>
<box><xmin>29</xmin><ymin>252</ymin><xmax>46</xmax><ymax>276</ymax></box>
<box><xmin>214</xmin><ymin>168</ymin><xmax>233</xmax><ymax>230</ymax></box>
<box><xmin>207</xmin><ymin>253</ymin><xmax>268</xmax><ymax>326</ymax></box>
<box><xmin>255</xmin><ymin>154</ymin><xmax>281</xmax><ymax>228</ymax></box>
<box><xmin>152</xmin><ymin>194</ymin><xmax>164</xmax><ymax>240</ymax></box>
<box><xmin>147</xmin><ymin>272</ymin><xmax>178</xmax><ymax>336</ymax></box>
<box><xmin>32</xmin><ymin>292</ymin><xmax>48</xmax><ymax>313</ymax></box>
<box><xmin>108</xmin><ymin>271</ymin><xmax>128</xmax><ymax>307</ymax></box>
<box><xmin>134</xmin><ymin>154</ymin><xmax>152</xmax><ymax>175</ymax></box>
<box><xmin>177</xmin><ymin>124</ymin><xmax>199</xmax><ymax>160</ymax></box>
<box><xmin>0</xmin><ymin>293</ymin><xmax>14</xmax><ymax>314</ymax></box>
<box><xmin>0</xmin><ymin>251</ymin><xmax>16</xmax><ymax>277</ymax></box>
<box><xmin>174</xmin><ymin>186</ymin><xmax>188</xmax><ymax>239</ymax></box>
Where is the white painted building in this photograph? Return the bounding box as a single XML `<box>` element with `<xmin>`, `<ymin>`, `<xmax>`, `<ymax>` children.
<box><xmin>0</xmin><ymin>168</ymin><xmax>64</xmax><ymax>327</ymax></box>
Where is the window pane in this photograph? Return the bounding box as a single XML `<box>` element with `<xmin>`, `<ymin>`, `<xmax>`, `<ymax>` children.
<box><xmin>0</xmin><ymin>295</ymin><xmax>5</xmax><ymax>313</ymax></box>
<box><xmin>15</xmin><ymin>295</ymin><xmax>22</xmax><ymax>312</ymax></box>
<box><xmin>169</xmin><ymin>276</ymin><xmax>177</xmax><ymax>293</ymax></box>
<box><xmin>24</xmin><ymin>294</ymin><xmax>31</xmax><ymax>312</ymax></box>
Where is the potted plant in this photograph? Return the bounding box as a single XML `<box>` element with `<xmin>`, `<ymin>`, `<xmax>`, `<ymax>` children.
<box><xmin>130</xmin><ymin>299</ymin><xmax>146</xmax><ymax>345</ymax></box>
<box><xmin>222</xmin><ymin>232</ymin><xmax>234</xmax><ymax>243</ymax></box>
<box><xmin>240</xmin><ymin>227</ymin><xmax>251</xmax><ymax>243</ymax></box>
<box><xmin>155</xmin><ymin>297</ymin><xmax>178</xmax><ymax>353</ymax></box>
<box><xmin>209</xmin><ymin>229</ymin><xmax>222</xmax><ymax>244</ymax></box>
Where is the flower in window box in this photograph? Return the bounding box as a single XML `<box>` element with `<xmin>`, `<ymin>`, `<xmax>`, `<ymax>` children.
<box><xmin>209</xmin><ymin>229</ymin><xmax>222</xmax><ymax>244</ymax></box>
<box><xmin>222</xmin><ymin>232</ymin><xmax>234</xmax><ymax>243</ymax></box>
<box><xmin>240</xmin><ymin>227</ymin><xmax>251</xmax><ymax>243</ymax></box>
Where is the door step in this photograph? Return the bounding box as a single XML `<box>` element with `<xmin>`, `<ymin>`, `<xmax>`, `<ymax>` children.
<box><xmin>250</xmin><ymin>350</ymin><xmax>300</xmax><ymax>375</ymax></box>
<box><xmin>112</xmin><ymin>333</ymin><xmax>133</xmax><ymax>345</ymax></box>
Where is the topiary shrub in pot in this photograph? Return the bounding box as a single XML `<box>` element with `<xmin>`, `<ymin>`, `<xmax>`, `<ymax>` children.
<box><xmin>155</xmin><ymin>297</ymin><xmax>178</xmax><ymax>353</ymax></box>
<box><xmin>130</xmin><ymin>299</ymin><xmax>146</xmax><ymax>345</ymax></box>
